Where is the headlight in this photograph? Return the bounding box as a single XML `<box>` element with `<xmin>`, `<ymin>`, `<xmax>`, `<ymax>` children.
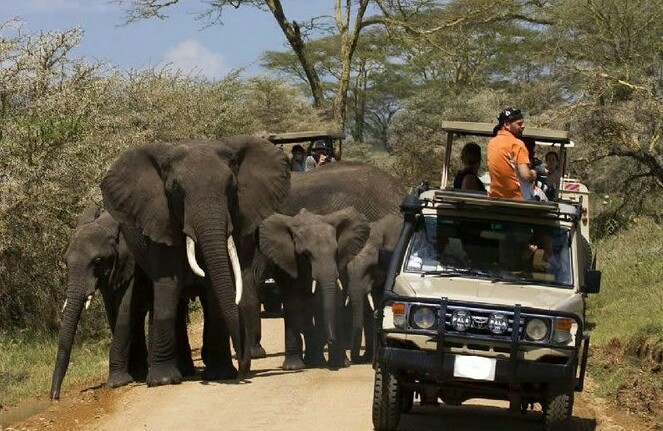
<box><xmin>488</xmin><ymin>313</ymin><xmax>509</xmax><ymax>335</ymax></box>
<box><xmin>451</xmin><ymin>310</ymin><xmax>472</xmax><ymax>331</ymax></box>
<box><xmin>525</xmin><ymin>318</ymin><xmax>549</xmax><ymax>341</ymax></box>
<box><xmin>412</xmin><ymin>307</ymin><xmax>437</xmax><ymax>329</ymax></box>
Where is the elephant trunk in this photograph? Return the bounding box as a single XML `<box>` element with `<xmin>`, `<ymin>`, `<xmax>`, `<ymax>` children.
<box><xmin>192</xmin><ymin>208</ymin><xmax>246</xmax><ymax>376</ymax></box>
<box><xmin>317</xmin><ymin>271</ymin><xmax>340</xmax><ymax>345</ymax></box>
<box><xmin>50</xmin><ymin>289</ymin><xmax>86</xmax><ymax>400</ymax></box>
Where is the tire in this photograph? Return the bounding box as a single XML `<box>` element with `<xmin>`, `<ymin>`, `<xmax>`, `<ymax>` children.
<box><xmin>372</xmin><ymin>364</ymin><xmax>402</xmax><ymax>431</ymax></box>
<box><xmin>543</xmin><ymin>388</ymin><xmax>573</xmax><ymax>431</ymax></box>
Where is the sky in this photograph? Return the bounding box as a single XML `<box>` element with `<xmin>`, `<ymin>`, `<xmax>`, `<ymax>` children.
<box><xmin>1</xmin><ymin>0</ymin><xmax>338</xmax><ymax>78</ymax></box>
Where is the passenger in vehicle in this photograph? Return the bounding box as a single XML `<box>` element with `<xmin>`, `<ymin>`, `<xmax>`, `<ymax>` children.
<box><xmin>305</xmin><ymin>139</ymin><xmax>334</xmax><ymax>171</ymax></box>
<box><xmin>544</xmin><ymin>151</ymin><xmax>561</xmax><ymax>200</ymax></box>
<box><xmin>453</xmin><ymin>142</ymin><xmax>486</xmax><ymax>194</ymax></box>
<box><xmin>487</xmin><ymin>107</ymin><xmax>536</xmax><ymax>200</ymax></box>
<box><xmin>518</xmin><ymin>138</ymin><xmax>548</xmax><ymax>201</ymax></box>
<box><xmin>290</xmin><ymin>144</ymin><xmax>306</xmax><ymax>172</ymax></box>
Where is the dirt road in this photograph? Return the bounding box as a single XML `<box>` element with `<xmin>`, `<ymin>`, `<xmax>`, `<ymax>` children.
<box><xmin>6</xmin><ymin>317</ymin><xmax>650</xmax><ymax>431</ymax></box>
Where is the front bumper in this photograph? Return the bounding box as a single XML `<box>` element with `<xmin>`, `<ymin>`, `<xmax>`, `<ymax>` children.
<box><xmin>377</xmin><ymin>346</ymin><xmax>574</xmax><ymax>384</ymax></box>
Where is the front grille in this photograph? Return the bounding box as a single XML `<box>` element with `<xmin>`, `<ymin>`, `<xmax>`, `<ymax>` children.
<box><xmin>443</xmin><ymin>306</ymin><xmax>520</xmax><ymax>341</ymax></box>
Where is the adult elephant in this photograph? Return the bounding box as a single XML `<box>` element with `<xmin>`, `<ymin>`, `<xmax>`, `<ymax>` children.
<box><xmin>101</xmin><ymin>136</ymin><xmax>289</xmax><ymax>386</ymax></box>
<box><xmin>259</xmin><ymin>208</ymin><xmax>369</xmax><ymax>370</ymax></box>
<box><xmin>50</xmin><ymin>204</ymin><xmax>150</xmax><ymax>400</ymax></box>
<box><xmin>344</xmin><ymin>213</ymin><xmax>402</xmax><ymax>363</ymax></box>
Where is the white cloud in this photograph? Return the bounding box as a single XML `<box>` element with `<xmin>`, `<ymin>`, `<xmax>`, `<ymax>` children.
<box><xmin>163</xmin><ymin>39</ymin><xmax>229</xmax><ymax>79</ymax></box>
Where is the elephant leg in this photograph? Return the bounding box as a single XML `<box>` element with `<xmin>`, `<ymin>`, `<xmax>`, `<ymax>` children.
<box><xmin>108</xmin><ymin>282</ymin><xmax>136</xmax><ymax>388</ymax></box>
<box><xmin>175</xmin><ymin>297</ymin><xmax>195</xmax><ymax>377</ymax></box>
<box><xmin>361</xmin><ymin>306</ymin><xmax>375</xmax><ymax>363</ymax></box>
<box><xmin>201</xmin><ymin>287</ymin><xmax>237</xmax><ymax>381</ymax></box>
<box><xmin>282</xmin><ymin>290</ymin><xmax>305</xmax><ymax>370</ymax></box>
<box><xmin>146</xmin><ymin>277</ymin><xmax>183</xmax><ymax>387</ymax></box>
<box><xmin>242</xmin><ymin>268</ymin><xmax>266</xmax><ymax>360</ymax></box>
<box><xmin>128</xmin><ymin>274</ymin><xmax>150</xmax><ymax>380</ymax></box>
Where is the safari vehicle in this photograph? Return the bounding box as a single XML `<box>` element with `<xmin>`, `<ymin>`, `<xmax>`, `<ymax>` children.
<box><xmin>258</xmin><ymin>130</ymin><xmax>345</xmax><ymax>313</ymax></box>
<box><xmin>372</xmin><ymin>122</ymin><xmax>601</xmax><ymax>431</ymax></box>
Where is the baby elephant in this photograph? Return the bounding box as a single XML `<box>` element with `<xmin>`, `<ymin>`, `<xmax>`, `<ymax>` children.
<box><xmin>50</xmin><ymin>204</ymin><xmax>149</xmax><ymax>399</ymax></box>
<box><xmin>259</xmin><ymin>208</ymin><xmax>369</xmax><ymax>370</ymax></box>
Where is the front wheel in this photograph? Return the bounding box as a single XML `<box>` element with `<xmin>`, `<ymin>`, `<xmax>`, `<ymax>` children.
<box><xmin>543</xmin><ymin>387</ymin><xmax>574</xmax><ymax>431</ymax></box>
<box><xmin>372</xmin><ymin>364</ymin><xmax>402</xmax><ymax>431</ymax></box>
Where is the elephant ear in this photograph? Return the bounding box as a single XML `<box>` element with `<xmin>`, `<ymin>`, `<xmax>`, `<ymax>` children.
<box><xmin>216</xmin><ymin>136</ymin><xmax>291</xmax><ymax>236</ymax></box>
<box><xmin>100</xmin><ymin>142</ymin><xmax>179</xmax><ymax>246</ymax></box>
<box><xmin>324</xmin><ymin>207</ymin><xmax>370</xmax><ymax>268</ymax></box>
<box><xmin>258</xmin><ymin>214</ymin><xmax>298</xmax><ymax>278</ymax></box>
<box><xmin>76</xmin><ymin>203</ymin><xmax>101</xmax><ymax>227</ymax></box>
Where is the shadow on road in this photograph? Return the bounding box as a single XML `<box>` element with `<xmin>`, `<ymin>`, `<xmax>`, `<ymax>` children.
<box><xmin>398</xmin><ymin>404</ymin><xmax>597</xmax><ymax>431</ymax></box>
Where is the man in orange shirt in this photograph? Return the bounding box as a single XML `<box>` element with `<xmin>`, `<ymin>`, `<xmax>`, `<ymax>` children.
<box><xmin>487</xmin><ymin>107</ymin><xmax>536</xmax><ymax>199</ymax></box>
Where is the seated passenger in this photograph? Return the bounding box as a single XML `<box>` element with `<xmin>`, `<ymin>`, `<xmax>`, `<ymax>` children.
<box><xmin>544</xmin><ymin>151</ymin><xmax>561</xmax><ymax>200</ymax></box>
<box><xmin>453</xmin><ymin>142</ymin><xmax>486</xmax><ymax>194</ymax></box>
<box><xmin>305</xmin><ymin>140</ymin><xmax>334</xmax><ymax>171</ymax></box>
<box><xmin>290</xmin><ymin>144</ymin><xmax>306</xmax><ymax>172</ymax></box>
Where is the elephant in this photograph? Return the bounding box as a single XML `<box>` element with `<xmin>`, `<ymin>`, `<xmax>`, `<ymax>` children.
<box><xmin>250</xmin><ymin>162</ymin><xmax>405</xmax><ymax>359</ymax></box>
<box><xmin>258</xmin><ymin>208</ymin><xmax>370</xmax><ymax>370</ymax></box>
<box><xmin>100</xmin><ymin>136</ymin><xmax>290</xmax><ymax>386</ymax></box>
<box><xmin>344</xmin><ymin>213</ymin><xmax>402</xmax><ymax>363</ymax></box>
<box><xmin>50</xmin><ymin>204</ymin><xmax>150</xmax><ymax>400</ymax></box>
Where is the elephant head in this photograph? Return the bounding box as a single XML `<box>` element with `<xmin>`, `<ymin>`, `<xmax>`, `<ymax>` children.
<box><xmin>259</xmin><ymin>207</ymin><xmax>369</xmax><ymax>345</ymax></box>
<box><xmin>345</xmin><ymin>213</ymin><xmax>402</xmax><ymax>362</ymax></box>
<box><xmin>100</xmin><ymin>136</ymin><xmax>290</xmax><ymax>376</ymax></box>
<box><xmin>50</xmin><ymin>204</ymin><xmax>135</xmax><ymax>399</ymax></box>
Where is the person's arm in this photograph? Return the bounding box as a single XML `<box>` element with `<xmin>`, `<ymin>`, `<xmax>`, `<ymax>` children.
<box><xmin>516</xmin><ymin>163</ymin><xmax>537</xmax><ymax>182</ymax></box>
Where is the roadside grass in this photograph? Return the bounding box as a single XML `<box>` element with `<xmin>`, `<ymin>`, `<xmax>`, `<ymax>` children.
<box><xmin>0</xmin><ymin>331</ymin><xmax>110</xmax><ymax>407</ymax></box>
<box><xmin>588</xmin><ymin>217</ymin><xmax>663</xmax><ymax>344</ymax></box>
<box><xmin>586</xmin><ymin>217</ymin><xmax>663</xmax><ymax>426</ymax></box>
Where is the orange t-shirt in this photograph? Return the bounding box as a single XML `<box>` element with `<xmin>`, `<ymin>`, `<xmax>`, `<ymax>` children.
<box><xmin>487</xmin><ymin>129</ymin><xmax>529</xmax><ymax>199</ymax></box>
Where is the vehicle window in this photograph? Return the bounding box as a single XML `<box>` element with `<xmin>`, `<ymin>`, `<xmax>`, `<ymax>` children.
<box><xmin>405</xmin><ymin>215</ymin><xmax>573</xmax><ymax>288</ymax></box>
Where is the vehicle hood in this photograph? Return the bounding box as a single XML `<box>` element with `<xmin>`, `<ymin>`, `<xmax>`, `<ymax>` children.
<box><xmin>394</xmin><ymin>275</ymin><xmax>581</xmax><ymax>313</ymax></box>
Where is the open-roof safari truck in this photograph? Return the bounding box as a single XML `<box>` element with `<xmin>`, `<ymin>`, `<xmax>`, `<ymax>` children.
<box><xmin>372</xmin><ymin>122</ymin><xmax>601</xmax><ymax>431</ymax></box>
<box><xmin>257</xmin><ymin>130</ymin><xmax>345</xmax><ymax>314</ymax></box>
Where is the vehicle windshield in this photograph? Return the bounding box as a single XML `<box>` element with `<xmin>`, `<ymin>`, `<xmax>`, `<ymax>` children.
<box><xmin>405</xmin><ymin>215</ymin><xmax>573</xmax><ymax>288</ymax></box>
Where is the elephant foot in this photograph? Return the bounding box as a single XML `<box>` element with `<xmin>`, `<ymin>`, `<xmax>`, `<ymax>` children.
<box><xmin>108</xmin><ymin>371</ymin><xmax>134</xmax><ymax>388</ymax></box>
<box><xmin>203</xmin><ymin>364</ymin><xmax>238</xmax><ymax>381</ymax></box>
<box><xmin>146</xmin><ymin>364</ymin><xmax>182</xmax><ymax>387</ymax></box>
<box><xmin>251</xmin><ymin>344</ymin><xmax>267</xmax><ymax>359</ymax></box>
<box><xmin>351</xmin><ymin>352</ymin><xmax>372</xmax><ymax>364</ymax></box>
<box><xmin>328</xmin><ymin>353</ymin><xmax>351</xmax><ymax>370</ymax></box>
<box><xmin>303</xmin><ymin>353</ymin><xmax>326</xmax><ymax>368</ymax></box>
<box><xmin>283</xmin><ymin>355</ymin><xmax>306</xmax><ymax>370</ymax></box>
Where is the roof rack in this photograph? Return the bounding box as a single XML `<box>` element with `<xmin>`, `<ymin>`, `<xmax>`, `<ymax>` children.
<box><xmin>418</xmin><ymin>190</ymin><xmax>581</xmax><ymax>222</ymax></box>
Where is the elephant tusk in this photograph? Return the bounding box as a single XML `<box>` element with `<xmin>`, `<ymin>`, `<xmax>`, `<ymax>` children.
<box><xmin>336</xmin><ymin>279</ymin><xmax>344</xmax><ymax>291</ymax></box>
<box><xmin>311</xmin><ymin>279</ymin><xmax>317</xmax><ymax>294</ymax></box>
<box><xmin>227</xmin><ymin>236</ymin><xmax>243</xmax><ymax>305</ymax></box>
<box><xmin>84</xmin><ymin>294</ymin><xmax>93</xmax><ymax>310</ymax></box>
<box><xmin>367</xmin><ymin>293</ymin><xmax>375</xmax><ymax>311</ymax></box>
<box><xmin>61</xmin><ymin>299</ymin><xmax>67</xmax><ymax>313</ymax></box>
<box><xmin>186</xmin><ymin>236</ymin><xmax>206</xmax><ymax>278</ymax></box>
<box><xmin>345</xmin><ymin>296</ymin><xmax>350</xmax><ymax>307</ymax></box>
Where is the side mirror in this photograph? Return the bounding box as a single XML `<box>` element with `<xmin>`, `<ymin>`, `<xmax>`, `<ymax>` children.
<box><xmin>583</xmin><ymin>269</ymin><xmax>601</xmax><ymax>294</ymax></box>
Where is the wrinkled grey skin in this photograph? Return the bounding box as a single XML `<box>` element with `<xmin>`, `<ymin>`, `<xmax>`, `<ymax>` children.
<box><xmin>101</xmin><ymin>136</ymin><xmax>290</xmax><ymax>386</ymax></box>
<box><xmin>258</xmin><ymin>208</ymin><xmax>369</xmax><ymax>370</ymax></box>
<box><xmin>50</xmin><ymin>205</ymin><xmax>149</xmax><ymax>399</ymax></box>
<box><xmin>344</xmin><ymin>214</ymin><xmax>402</xmax><ymax>363</ymax></box>
<box><xmin>251</xmin><ymin>162</ymin><xmax>405</xmax><ymax>358</ymax></box>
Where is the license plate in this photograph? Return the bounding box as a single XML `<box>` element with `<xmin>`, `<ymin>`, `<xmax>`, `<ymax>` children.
<box><xmin>453</xmin><ymin>355</ymin><xmax>497</xmax><ymax>381</ymax></box>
